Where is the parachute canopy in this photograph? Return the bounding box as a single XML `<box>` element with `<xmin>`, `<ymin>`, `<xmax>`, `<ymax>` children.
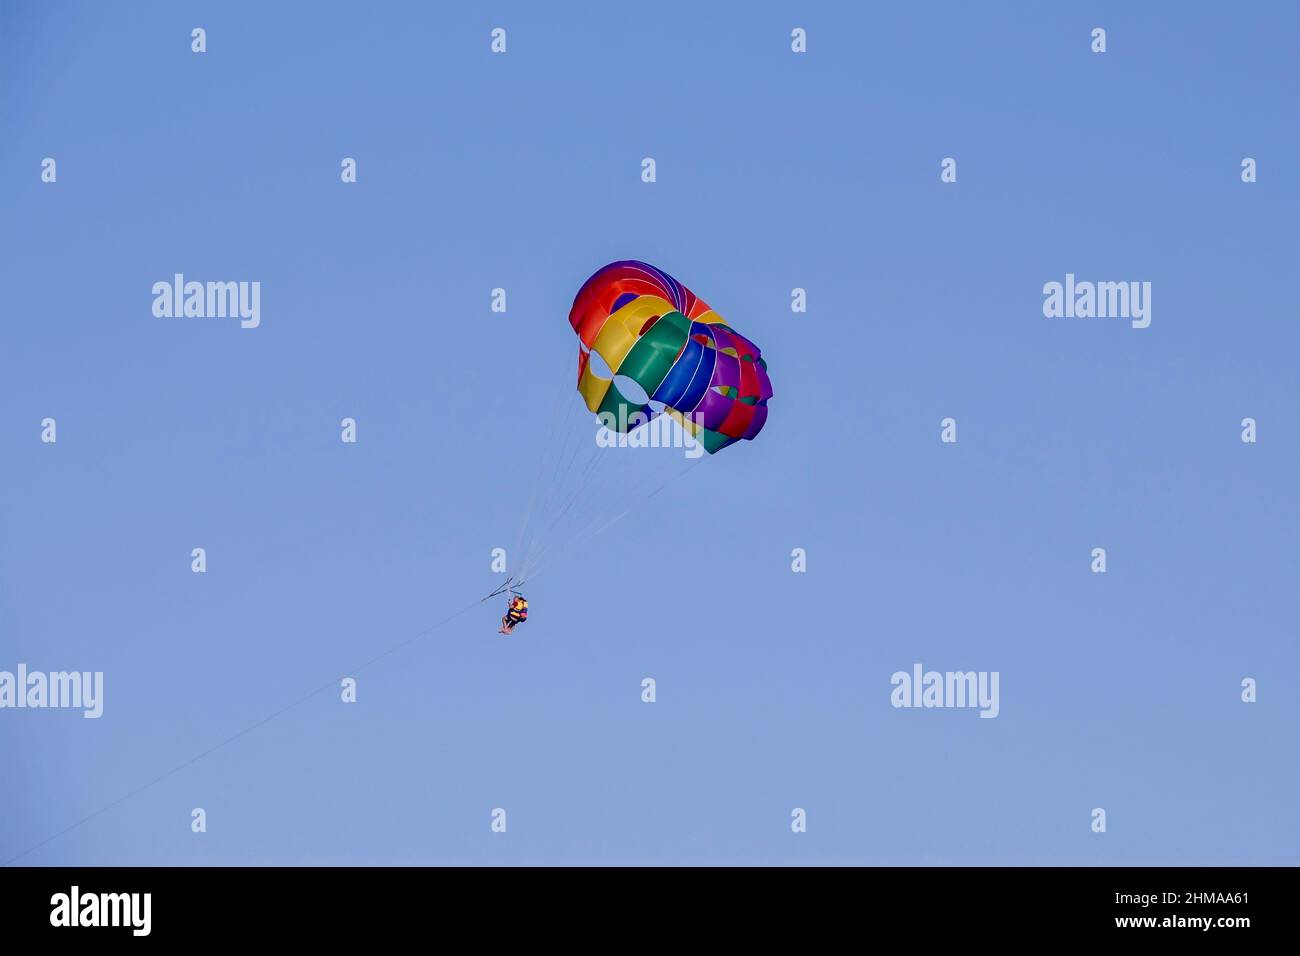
<box><xmin>568</xmin><ymin>260</ymin><xmax>773</xmax><ymax>454</ymax></box>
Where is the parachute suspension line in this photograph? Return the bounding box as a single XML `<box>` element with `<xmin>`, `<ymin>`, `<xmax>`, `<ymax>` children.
<box><xmin>521</xmin><ymin>453</ymin><xmax>701</xmax><ymax>584</ymax></box>
<box><xmin>517</xmin><ymin>426</ymin><xmax>606</xmax><ymax>580</ymax></box>
<box><xmin>517</xmin><ymin>405</ymin><xmax>588</xmax><ymax>578</ymax></box>
<box><xmin>518</xmin><ymin>400</ymin><xmax>712</xmax><ymax>584</ymax></box>
<box><xmin>515</xmin><ymin>363</ymin><xmax>573</xmax><ymax>557</ymax></box>
<box><xmin>480</xmin><ymin>576</ymin><xmax>516</xmax><ymax>602</ymax></box>
<box><xmin>514</xmin><ymin>353</ymin><xmax>619</xmax><ymax>584</ymax></box>
<box><xmin>535</xmin><ymin>368</ymin><xmax>591</xmax><ymax>528</ymax></box>
<box><xmin>520</xmin><ymin>453</ymin><xmax>703</xmax><ymax>585</ymax></box>
<box><xmin>512</xmin><ymin>357</ymin><xmax>584</xmax><ymax>583</ymax></box>
<box><xmin>516</xmin><ymin>396</ymin><xmax>659</xmax><ymax>584</ymax></box>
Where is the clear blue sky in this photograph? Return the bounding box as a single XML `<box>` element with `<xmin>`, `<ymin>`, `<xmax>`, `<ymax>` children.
<box><xmin>2</xmin><ymin>1</ymin><xmax>1297</xmax><ymax>865</ymax></box>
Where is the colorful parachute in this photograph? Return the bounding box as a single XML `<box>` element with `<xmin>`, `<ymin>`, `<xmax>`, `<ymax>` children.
<box><xmin>568</xmin><ymin>260</ymin><xmax>773</xmax><ymax>454</ymax></box>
